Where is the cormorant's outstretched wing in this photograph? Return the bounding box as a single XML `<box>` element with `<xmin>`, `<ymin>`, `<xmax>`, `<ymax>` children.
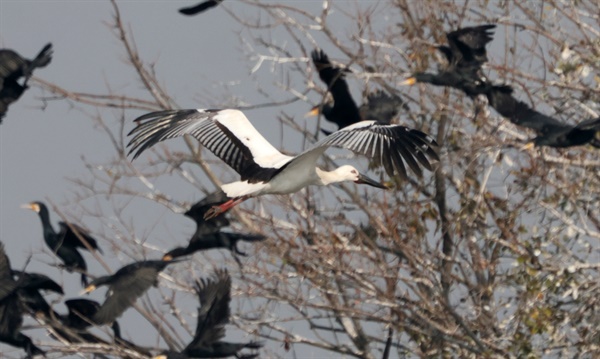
<box><xmin>359</xmin><ymin>91</ymin><xmax>406</xmax><ymax>124</ymax></box>
<box><xmin>185</xmin><ymin>269</ymin><xmax>231</xmax><ymax>351</ymax></box>
<box><xmin>311</xmin><ymin>49</ymin><xmax>361</xmax><ymax>128</ymax></box>
<box><xmin>487</xmin><ymin>85</ymin><xmax>600</xmax><ymax>147</ymax></box>
<box><xmin>58</xmin><ymin>222</ymin><xmax>102</xmax><ymax>253</ymax></box>
<box><xmin>93</xmin><ymin>261</ymin><xmax>168</xmax><ymax>324</ymax></box>
<box><xmin>445</xmin><ymin>24</ymin><xmax>496</xmax><ymax>66</ymax></box>
<box><xmin>179</xmin><ymin>0</ymin><xmax>223</xmax><ymax>15</ymax></box>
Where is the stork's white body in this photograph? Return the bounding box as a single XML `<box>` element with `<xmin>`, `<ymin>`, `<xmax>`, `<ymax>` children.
<box><xmin>128</xmin><ymin>108</ymin><xmax>439</xmax><ymax>217</ymax></box>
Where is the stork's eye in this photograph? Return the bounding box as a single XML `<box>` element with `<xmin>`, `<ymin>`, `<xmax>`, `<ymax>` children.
<box><xmin>351</xmin><ymin>169</ymin><xmax>357</xmax><ymax>174</ymax></box>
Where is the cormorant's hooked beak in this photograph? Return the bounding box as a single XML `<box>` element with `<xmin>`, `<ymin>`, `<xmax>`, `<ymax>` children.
<box><xmin>80</xmin><ymin>284</ymin><xmax>96</xmax><ymax>295</ymax></box>
<box><xmin>399</xmin><ymin>77</ymin><xmax>417</xmax><ymax>86</ymax></box>
<box><xmin>355</xmin><ymin>173</ymin><xmax>389</xmax><ymax>189</ymax></box>
<box><xmin>521</xmin><ymin>141</ymin><xmax>536</xmax><ymax>150</ymax></box>
<box><xmin>21</xmin><ymin>203</ymin><xmax>40</xmax><ymax>212</ymax></box>
<box><xmin>304</xmin><ymin>106</ymin><xmax>321</xmax><ymax>118</ymax></box>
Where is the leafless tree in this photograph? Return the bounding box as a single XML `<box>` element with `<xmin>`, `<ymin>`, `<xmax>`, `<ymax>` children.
<box><xmin>19</xmin><ymin>0</ymin><xmax>600</xmax><ymax>358</ymax></box>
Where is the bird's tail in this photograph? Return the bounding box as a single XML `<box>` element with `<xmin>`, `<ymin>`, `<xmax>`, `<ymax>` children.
<box><xmin>30</xmin><ymin>43</ymin><xmax>53</xmax><ymax>70</ymax></box>
<box><xmin>22</xmin><ymin>43</ymin><xmax>53</xmax><ymax>87</ymax></box>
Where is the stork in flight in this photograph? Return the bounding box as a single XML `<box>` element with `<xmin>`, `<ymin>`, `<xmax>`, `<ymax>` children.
<box><xmin>127</xmin><ymin>109</ymin><xmax>439</xmax><ymax>219</ymax></box>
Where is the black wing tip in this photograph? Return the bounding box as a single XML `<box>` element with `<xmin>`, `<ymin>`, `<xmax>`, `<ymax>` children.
<box><xmin>311</xmin><ymin>48</ymin><xmax>329</xmax><ymax>64</ymax></box>
<box><xmin>39</xmin><ymin>43</ymin><xmax>53</xmax><ymax>54</ymax></box>
<box><xmin>179</xmin><ymin>1</ymin><xmax>220</xmax><ymax>15</ymax></box>
<box><xmin>243</xmin><ymin>233</ymin><xmax>267</xmax><ymax>242</ymax></box>
<box><xmin>474</xmin><ymin>24</ymin><xmax>497</xmax><ymax>31</ymax></box>
<box><xmin>127</xmin><ymin>109</ymin><xmax>200</xmax><ymax>159</ymax></box>
<box><xmin>404</xmin><ymin>128</ymin><xmax>441</xmax><ymax>172</ymax></box>
<box><xmin>456</xmin><ymin>24</ymin><xmax>497</xmax><ymax>33</ymax></box>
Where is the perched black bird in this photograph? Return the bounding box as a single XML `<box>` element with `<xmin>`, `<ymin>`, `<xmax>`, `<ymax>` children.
<box><xmin>0</xmin><ymin>242</ymin><xmax>46</xmax><ymax>358</ymax></box>
<box><xmin>309</xmin><ymin>49</ymin><xmax>405</xmax><ymax>134</ymax></box>
<box><xmin>163</xmin><ymin>191</ymin><xmax>266</xmax><ymax>261</ymax></box>
<box><xmin>486</xmin><ymin>85</ymin><xmax>600</xmax><ymax>148</ymax></box>
<box><xmin>0</xmin><ymin>43</ymin><xmax>52</xmax><ymax>123</ymax></box>
<box><xmin>154</xmin><ymin>269</ymin><xmax>262</xmax><ymax>359</ymax></box>
<box><xmin>23</xmin><ymin>201</ymin><xmax>102</xmax><ymax>286</ymax></box>
<box><xmin>83</xmin><ymin>260</ymin><xmax>177</xmax><ymax>325</ymax></box>
<box><xmin>401</xmin><ymin>25</ymin><xmax>497</xmax><ymax>97</ymax></box>
<box><xmin>179</xmin><ymin>0</ymin><xmax>224</xmax><ymax>15</ymax></box>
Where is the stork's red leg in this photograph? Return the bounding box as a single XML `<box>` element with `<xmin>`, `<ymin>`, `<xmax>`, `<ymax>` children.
<box><xmin>204</xmin><ymin>196</ymin><xmax>248</xmax><ymax>220</ymax></box>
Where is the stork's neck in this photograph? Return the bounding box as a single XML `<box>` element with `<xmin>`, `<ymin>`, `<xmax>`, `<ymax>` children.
<box><xmin>315</xmin><ymin>167</ymin><xmax>345</xmax><ymax>186</ymax></box>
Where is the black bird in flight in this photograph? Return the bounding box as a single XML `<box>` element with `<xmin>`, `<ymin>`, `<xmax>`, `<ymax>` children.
<box><xmin>163</xmin><ymin>191</ymin><xmax>266</xmax><ymax>262</ymax></box>
<box><xmin>35</xmin><ymin>296</ymin><xmax>147</xmax><ymax>352</ymax></box>
<box><xmin>153</xmin><ymin>269</ymin><xmax>262</xmax><ymax>359</ymax></box>
<box><xmin>82</xmin><ymin>259</ymin><xmax>178</xmax><ymax>325</ymax></box>
<box><xmin>127</xmin><ymin>109</ymin><xmax>438</xmax><ymax>219</ymax></box>
<box><xmin>401</xmin><ymin>25</ymin><xmax>497</xmax><ymax>97</ymax></box>
<box><xmin>309</xmin><ymin>49</ymin><xmax>406</xmax><ymax>134</ymax></box>
<box><xmin>486</xmin><ymin>85</ymin><xmax>600</xmax><ymax>148</ymax></box>
<box><xmin>23</xmin><ymin>201</ymin><xmax>103</xmax><ymax>286</ymax></box>
<box><xmin>36</xmin><ymin>298</ymin><xmax>112</xmax><ymax>345</ymax></box>
<box><xmin>0</xmin><ymin>242</ymin><xmax>46</xmax><ymax>358</ymax></box>
<box><xmin>179</xmin><ymin>0</ymin><xmax>224</xmax><ymax>15</ymax></box>
<box><xmin>0</xmin><ymin>43</ymin><xmax>52</xmax><ymax>123</ymax></box>
<box><xmin>63</xmin><ymin>298</ymin><xmax>149</xmax><ymax>353</ymax></box>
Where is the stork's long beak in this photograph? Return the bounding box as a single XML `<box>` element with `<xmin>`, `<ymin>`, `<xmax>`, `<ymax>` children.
<box><xmin>399</xmin><ymin>77</ymin><xmax>417</xmax><ymax>86</ymax></box>
<box><xmin>304</xmin><ymin>106</ymin><xmax>320</xmax><ymax>118</ymax></box>
<box><xmin>355</xmin><ymin>173</ymin><xmax>389</xmax><ymax>189</ymax></box>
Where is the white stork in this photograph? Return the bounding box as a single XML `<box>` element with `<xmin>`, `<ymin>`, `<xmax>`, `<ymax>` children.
<box><xmin>127</xmin><ymin>109</ymin><xmax>439</xmax><ymax>219</ymax></box>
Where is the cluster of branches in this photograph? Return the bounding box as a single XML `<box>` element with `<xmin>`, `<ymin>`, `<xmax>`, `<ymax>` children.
<box><xmin>25</xmin><ymin>0</ymin><xmax>600</xmax><ymax>358</ymax></box>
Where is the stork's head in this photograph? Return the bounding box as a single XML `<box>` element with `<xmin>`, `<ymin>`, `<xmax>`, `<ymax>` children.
<box><xmin>332</xmin><ymin>165</ymin><xmax>388</xmax><ymax>189</ymax></box>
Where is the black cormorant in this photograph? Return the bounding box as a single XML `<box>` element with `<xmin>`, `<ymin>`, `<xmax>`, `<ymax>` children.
<box><xmin>0</xmin><ymin>43</ymin><xmax>52</xmax><ymax>123</ymax></box>
<box><xmin>0</xmin><ymin>242</ymin><xmax>46</xmax><ymax>358</ymax></box>
<box><xmin>401</xmin><ymin>25</ymin><xmax>497</xmax><ymax>97</ymax></box>
<box><xmin>12</xmin><ymin>271</ymin><xmax>63</xmax><ymax>316</ymax></box>
<box><xmin>23</xmin><ymin>201</ymin><xmax>102</xmax><ymax>286</ymax></box>
<box><xmin>309</xmin><ymin>49</ymin><xmax>405</xmax><ymax>134</ymax></box>
<box><xmin>486</xmin><ymin>85</ymin><xmax>600</xmax><ymax>148</ymax></box>
<box><xmin>163</xmin><ymin>191</ymin><xmax>266</xmax><ymax>261</ymax></box>
<box><xmin>154</xmin><ymin>269</ymin><xmax>262</xmax><ymax>359</ymax></box>
<box><xmin>82</xmin><ymin>260</ymin><xmax>178</xmax><ymax>325</ymax></box>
